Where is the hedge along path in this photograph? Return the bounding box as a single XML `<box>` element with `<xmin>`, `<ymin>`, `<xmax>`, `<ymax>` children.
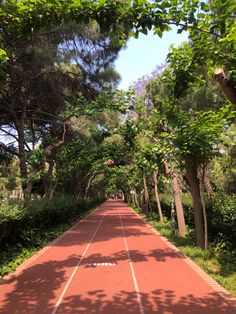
<box><xmin>0</xmin><ymin>200</ymin><xmax>235</xmax><ymax>314</ymax></box>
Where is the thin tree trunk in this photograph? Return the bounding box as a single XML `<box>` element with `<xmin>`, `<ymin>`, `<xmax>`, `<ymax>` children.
<box><xmin>133</xmin><ymin>188</ymin><xmax>139</xmax><ymax>208</ymax></box>
<box><xmin>185</xmin><ymin>158</ymin><xmax>205</xmax><ymax>248</ymax></box>
<box><xmin>165</xmin><ymin>161</ymin><xmax>186</xmax><ymax>237</ymax></box>
<box><xmin>131</xmin><ymin>189</ymin><xmax>135</xmax><ymax>205</ymax></box>
<box><xmin>15</xmin><ymin>114</ymin><xmax>31</xmax><ymax>201</ymax></box>
<box><xmin>25</xmin><ymin>182</ymin><xmax>33</xmax><ymax>201</ymax></box>
<box><xmin>43</xmin><ymin>160</ymin><xmax>54</xmax><ymax>198</ymax></box>
<box><xmin>172</xmin><ymin>168</ymin><xmax>186</xmax><ymax>237</ymax></box>
<box><xmin>49</xmin><ymin>178</ymin><xmax>58</xmax><ymax>201</ymax></box>
<box><xmin>198</xmin><ymin>166</ymin><xmax>208</xmax><ymax>249</ymax></box>
<box><xmin>198</xmin><ymin>165</ymin><xmax>213</xmax><ymax>196</ymax></box>
<box><xmin>153</xmin><ymin>170</ymin><xmax>164</xmax><ymax>223</ymax></box>
<box><xmin>126</xmin><ymin>194</ymin><xmax>131</xmax><ymax>204</ymax></box>
<box><xmin>76</xmin><ymin>174</ymin><xmax>81</xmax><ymax>201</ymax></box>
<box><xmin>214</xmin><ymin>68</ymin><xmax>236</xmax><ymax>106</ymax></box>
<box><xmin>30</xmin><ymin>118</ymin><xmax>36</xmax><ymax>149</ymax></box>
<box><xmin>25</xmin><ymin>168</ymin><xmax>39</xmax><ymax>201</ymax></box>
<box><xmin>44</xmin><ymin>122</ymin><xmax>67</xmax><ymax>199</ymax></box>
<box><xmin>84</xmin><ymin>173</ymin><xmax>97</xmax><ymax>199</ymax></box>
<box><xmin>15</xmin><ymin>119</ymin><xmax>27</xmax><ymax>183</ymax></box>
<box><xmin>142</xmin><ymin>167</ymin><xmax>152</xmax><ymax>215</ymax></box>
<box><xmin>204</xmin><ymin>174</ymin><xmax>213</xmax><ymax>196</ymax></box>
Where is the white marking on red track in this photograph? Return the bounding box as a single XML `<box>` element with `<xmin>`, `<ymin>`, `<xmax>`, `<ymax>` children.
<box><xmin>119</xmin><ymin>214</ymin><xmax>145</xmax><ymax>314</ymax></box>
<box><xmin>86</xmin><ymin>262</ymin><xmax>116</xmax><ymax>266</ymax></box>
<box><xmin>51</xmin><ymin>213</ymin><xmax>106</xmax><ymax>314</ymax></box>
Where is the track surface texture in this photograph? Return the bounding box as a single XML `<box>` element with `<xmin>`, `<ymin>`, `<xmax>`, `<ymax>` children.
<box><xmin>0</xmin><ymin>200</ymin><xmax>236</xmax><ymax>314</ymax></box>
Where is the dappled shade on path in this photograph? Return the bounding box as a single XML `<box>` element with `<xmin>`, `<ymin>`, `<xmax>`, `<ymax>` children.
<box><xmin>0</xmin><ymin>200</ymin><xmax>235</xmax><ymax>314</ymax></box>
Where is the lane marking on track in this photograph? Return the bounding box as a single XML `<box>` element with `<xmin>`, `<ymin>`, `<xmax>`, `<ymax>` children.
<box><xmin>86</xmin><ymin>262</ymin><xmax>117</xmax><ymax>267</ymax></box>
<box><xmin>51</xmin><ymin>212</ymin><xmax>106</xmax><ymax>314</ymax></box>
<box><xmin>128</xmin><ymin>206</ymin><xmax>236</xmax><ymax>309</ymax></box>
<box><xmin>119</xmin><ymin>215</ymin><xmax>145</xmax><ymax>314</ymax></box>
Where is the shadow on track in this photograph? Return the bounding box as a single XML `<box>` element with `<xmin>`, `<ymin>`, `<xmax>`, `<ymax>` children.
<box><xmin>56</xmin><ymin>289</ymin><xmax>234</xmax><ymax>314</ymax></box>
<box><xmin>0</xmin><ymin>256</ymin><xmax>79</xmax><ymax>314</ymax></box>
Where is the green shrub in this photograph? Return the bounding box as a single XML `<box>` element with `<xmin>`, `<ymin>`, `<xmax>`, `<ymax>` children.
<box><xmin>0</xmin><ymin>196</ymin><xmax>105</xmax><ymax>277</ymax></box>
<box><xmin>0</xmin><ymin>198</ymin><xmax>24</xmax><ymax>221</ymax></box>
<box><xmin>0</xmin><ymin>198</ymin><xmax>25</xmax><ymax>244</ymax></box>
<box><xmin>158</xmin><ymin>193</ymin><xmax>193</xmax><ymax>226</ymax></box>
<box><xmin>0</xmin><ymin>196</ymin><xmax>105</xmax><ymax>247</ymax></box>
<box><xmin>157</xmin><ymin>192</ymin><xmax>236</xmax><ymax>250</ymax></box>
<box><xmin>206</xmin><ymin>192</ymin><xmax>236</xmax><ymax>250</ymax></box>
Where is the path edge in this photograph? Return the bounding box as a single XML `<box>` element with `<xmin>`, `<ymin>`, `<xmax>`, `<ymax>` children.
<box><xmin>128</xmin><ymin>203</ymin><xmax>236</xmax><ymax>309</ymax></box>
<box><xmin>0</xmin><ymin>203</ymin><xmax>104</xmax><ymax>284</ymax></box>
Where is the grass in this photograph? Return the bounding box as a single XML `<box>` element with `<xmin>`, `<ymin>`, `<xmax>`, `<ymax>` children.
<box><xmin>134</xmin><ymin>207</ymin><xmax>236</xmax><ymax>297</ymax></box>
<box><xmin>0</xmin><ymin>206</ymin><xmax>96</xmax><ymax>278</ymax></box>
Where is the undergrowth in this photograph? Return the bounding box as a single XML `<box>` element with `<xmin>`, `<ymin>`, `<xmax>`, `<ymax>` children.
<box><xmin>0</xmin><ymin>197</ymin><xmax>104</xmax><ymax>278</ymax></box>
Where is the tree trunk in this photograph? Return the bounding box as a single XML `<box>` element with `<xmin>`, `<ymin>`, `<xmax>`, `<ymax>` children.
<box><xmin>165</xmin><ymin>161</ymin><xmax>186</xmax><ymax>237</ymax></box>
<box><xmin>198</xmin><ymin>165</ymin><xmax>213</xmax><ymax>196</ymax></box>
<box><xmin>126</xmin><ymin>193</ymin><xmax>131</xmax><ymax>204</ymax></box>
<box><xmin>123</xmin><ymin>192</ymin><xmax>129</xmax><ymax>203</ymax></box>
<box><xmin>84</xmin><ymin>173</ymin><xmax>96</xmax><ymax>199</ymax></box>
<box><xmin>43</xmin><ymin>122</ymin><xmax>67</xmax><ymax>199</ymax></box>
<box><xmin>185</xmin><ymin>158</ymin><xmax>205</xmax><ymax>248</ymax></box>
<box><xmin>76</xmin><ymin>174</ymin><xmax>81</xmax><ymax>201</ymax></box>
<box><xmin>198</xmin><ymin>165</ymin><xmax>209</xmax><ymax>249</ymax></box>
<box><xmin>30</xmin><ymin>119</ymin><xmax>36</xmax><ymax>149</ymax></box>
<box><xmin>152</xmin><ymin>170</ymin><xmax>164</xmax><ymax>223</ymax></box>
<box><xmin>43</xmin><ymin>160</ymin><xmax>54</xmax><ymax>199</ymax></box>
<box><xmin>133</xmin><ymin>188</ymin><xmax>139</xmax><ymax>208</ymax></box>
<box><xmin>24</xmin><ymin>182</ymin><xmax>33</xmax><ymax>201</ymax></box>
<box><xmin>15</xmin><ymin>119</ymin><xmax>28</xmax><ymax>183</ymax></box>
<box><xmin>15</xmin><ymin>115</ymin><xmax>30</xmax><ymax>201</ymax></box>
<box><xmin>214</xmin><ymin>68</ymin><xmax>236</xmax><ymax>106</ymax></box>
<box><xmin>77</xmin><ymin>191</ymin><xmax>81</xmax><ymax>202</ymax></box>
<box><xmin>142</xmin><ymin>167</ymin><xmax>152</xmax><ymax>215</ymax></box>
<box><xmin>49</xmin><ymin>178</ymin><xmax>58</xmax><ymax>201</ymax></box>
<box><xmin>199</xmin><ymin>174</ymin><xmax>208</xmax><ymax>249</ymax></box>
<box><xmin>25</xmin><ymin>168</ymin><xmax>40</xmax><ymax>201</ymax></box>
<box><xmin>204</xmin><ymin>174</ymin><xmax>213</xmax><ymax>196</ymax></box>
<box><xmin>131</xmin><ymin>189</ymin><xmax>135</xmax><ymax>205</ymax></box>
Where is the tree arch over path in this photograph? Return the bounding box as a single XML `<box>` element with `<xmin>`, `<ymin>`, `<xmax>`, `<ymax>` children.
<box><xmin>1</xmin><ymin>0</ymin><xmax>236</xmax><ymax>104</ymax></box>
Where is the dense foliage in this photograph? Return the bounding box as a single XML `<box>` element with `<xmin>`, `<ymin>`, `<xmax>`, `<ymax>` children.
<box><xmin>0</xmin><ymin>196</ymin><xmax>104</xmax><ymax>246</ymax></box>
<box><xmin>0</xmin><ymin>196</ymin><xmax>104</xmax><ymax>277</ymax></box>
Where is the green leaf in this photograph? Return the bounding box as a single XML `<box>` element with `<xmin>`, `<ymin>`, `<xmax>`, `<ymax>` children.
<box><xmin>140</xmin><ymin>28</ymin><xmax>148</xmax><ymax>35</ymax></box>
<box><xmin>154</xmin><ymin>27</ymin><xmax>163</xmax><ymax>38</ymax></box>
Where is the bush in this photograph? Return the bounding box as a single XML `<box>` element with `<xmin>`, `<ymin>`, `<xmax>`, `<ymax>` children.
<box><xmin>0</xmin><ymin>198</ymin><xmax>25</xmax><ymax>221</ymax></box>
<box><xmin>158</xmin><ymin>193</ymin><xmax>193</xmax><ymax>226</ymax></box>
<box><xmin>157</xmin><ymin>192</ymin><xmax>236</xmax><ymax>250</ymax></box>
<box><xmin>206</xmin><ymin>192</ymin><xmax>236</xmax><ymax>250</ymax></box>
<box><xmin>0</xmin><ymin>198</ymin><xmax>25</xmax><ymax>244</ymax></box>
<box><xmin>0</xmin><ymin>196</ymin><xmax>105</xmax><ymax>247</ymax></box>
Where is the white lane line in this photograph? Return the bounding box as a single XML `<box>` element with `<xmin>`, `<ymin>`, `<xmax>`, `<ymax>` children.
<box><xmin>119</xmin><ymin>215</ymin><xmax>145</xmax><ymax>314</ymax></box>
<box><xmin>51</xmin><ymin>213</ymin><xmax>106</xmax><ymax>314</ymax></box>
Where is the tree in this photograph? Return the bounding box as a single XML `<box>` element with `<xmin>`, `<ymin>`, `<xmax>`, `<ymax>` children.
<box><xmin>0</xmin><ymin>17</ymin><xmax>122</xmax><ymax>199</ymax></box>
<box><xmin>166</xmin><ymin>105</ymin><xmax>234</xmax><ymax>248</ymax></box>
<box><xmin>144</xmin><ymin>72</ymin><xmax>187</xmax><ymax>236</ymax></box>
<box><xmin>143</xmin><ymin>64</ymin><xmax>236</xmax><ymax>247</ymax></box>
<box><xmin>166</xmin><ymin>0</ymin><xmax>236</xmax><ymax>105</ymax></box>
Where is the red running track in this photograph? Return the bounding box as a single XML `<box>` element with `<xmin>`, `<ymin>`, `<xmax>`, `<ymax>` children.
<box><xmin>0</xmin><ymin>200</ymin><xmax>236</xmax><ymax>314</ymax></box>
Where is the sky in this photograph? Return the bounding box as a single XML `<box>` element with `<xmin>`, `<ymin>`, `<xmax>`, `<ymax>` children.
<box><xmin>115</xmin><ymin>27</ymin><xmax>189</xmax><ymax>90</ymax></box>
